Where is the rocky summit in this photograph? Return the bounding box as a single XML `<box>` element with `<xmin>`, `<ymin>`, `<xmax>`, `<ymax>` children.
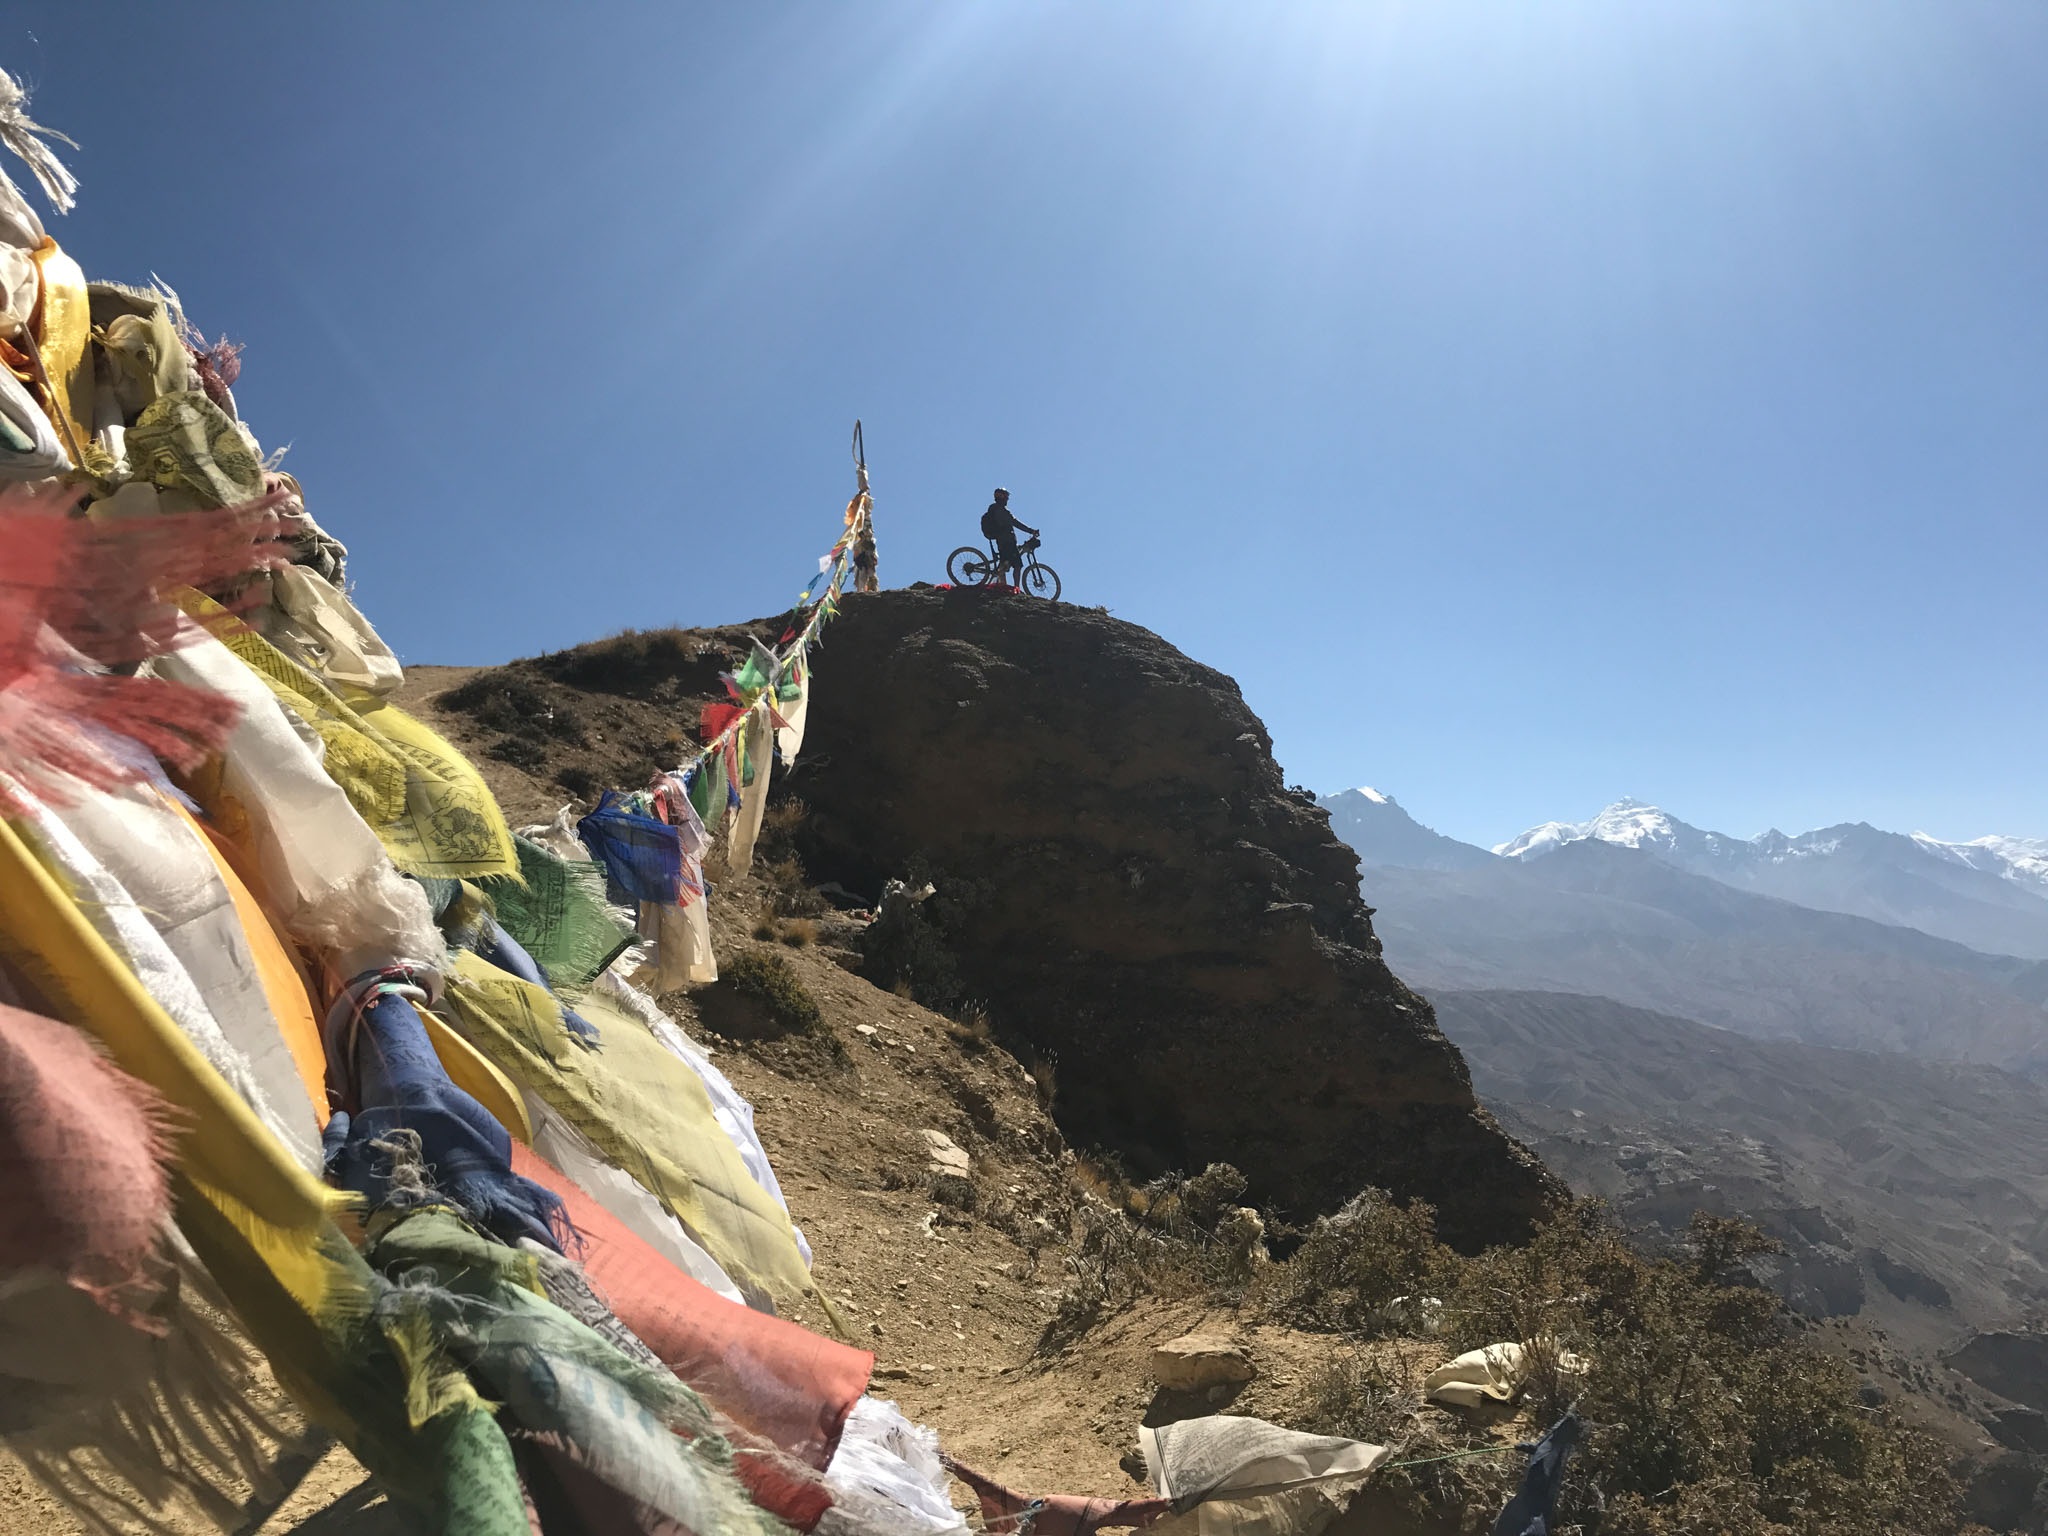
<box><xmin>792</xmin><ymin>586</ymin><xmax>1559</xmax><ymax>1247</ymax></box>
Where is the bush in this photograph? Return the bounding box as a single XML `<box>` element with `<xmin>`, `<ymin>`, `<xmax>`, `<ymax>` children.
<box><xmin>1050</xmin><ymin>1184</ymin><xmax>1965</xmax><ymax>1534</ymax></box>
<box><xmin>1037</xmin><ymin>1163</ymin><xmax>1270</xmax><ymax>1354</ymax></box>
<box><xmin>438</xmin><ymin>674</ymin><xmax>587</xmax><ymax>744</ymax></box>
<box><xmin>1265</xmin><ymin>1188</ymin><xmax>1457</xmax><ymax>1335</ymax></box>
<box><xmin>1433</xmin><ymin>1205</ymin><xmax>1960</xmax><ymax>1535</ymax></box>
<box><xmin>1296</xmin><ymin>1349</ymin><xmax>1522</xmax><ymax>1528</ymax></box>
<box><xmin>858</xmin><ymin>894</ymin><xmax>963</xmax><ymax>1010</ymax></box>
<box><xmin>717</xmin><ymin>949</ymin><xmax>823</xmax><ymax>1035</ymax></box>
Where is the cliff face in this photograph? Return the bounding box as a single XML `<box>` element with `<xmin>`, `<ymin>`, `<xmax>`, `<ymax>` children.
<box><xmin>794</xmin><ymin>587</ymin><xmax>1558</xmax><ymax>1248</ymax></box>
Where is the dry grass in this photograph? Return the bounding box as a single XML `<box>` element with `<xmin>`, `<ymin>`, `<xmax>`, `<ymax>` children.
<box><xmin>944</xmin><ymin>1001</ymin><xmax>994</xmax><ymax>1052</ymax></box>
<box><xmin>778</xmin><ymin>919</ymin><xmax>819</xmax><ymax>949</ymax></box>
<box><xmin>1024</xmin><ymin>1048</ymin><xmax>1058</xmax><ymax>1111</ymax></box>
<box><xmin>762</xmin><ymin>856</ymin><xmax>825</xmax><ymax>919</ymax></box>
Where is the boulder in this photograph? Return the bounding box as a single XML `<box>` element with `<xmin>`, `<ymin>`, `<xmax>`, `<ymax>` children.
<box><xmin>1152</xmin><ymin>1333</ymin><xmax>1256</xmax><ymax>1392</ymax></box>
<box><xmin>921</xmin><ymin>1128</ymin><xmax>972</xmax><ymax>1177</ymax></box>
<box><xmin>798</xmin><ymin>588</ymin><xmax>1561</xmax><ymax>1246</ymax></box>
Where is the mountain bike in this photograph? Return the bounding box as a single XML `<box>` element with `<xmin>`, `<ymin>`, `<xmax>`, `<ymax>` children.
<box><xmin>945</xmin><ymin>534</ymin><xmax>1062</xmax><ymax>600</ymax></box>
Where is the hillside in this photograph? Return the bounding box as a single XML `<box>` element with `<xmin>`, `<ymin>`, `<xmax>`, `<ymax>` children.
<box><xmin>431</xmin><ymin>589</ymin><xmax>1560</xmax><ymax>1247</ymax></box>
<box><xmin>1431</xmin><ymin>988</ymin><xmax>2048</xmax><ymax>1338</ymax></box>
<box><xmin>1364</xmin><ymin>838</ymin><xmax>2048</xmax><ymax>1071</ymax></box>
<box><xmin>5</xmin><ymin>603</ymin><xmax>2007</xmax><ymax>1536</ymax></box>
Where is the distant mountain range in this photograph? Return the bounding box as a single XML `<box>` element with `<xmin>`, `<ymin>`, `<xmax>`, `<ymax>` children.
<box><xmin>1322</xmin><ymin>789</ymin><xmax>2048</xmax><ymax>962</ymax></box>
<box><xmin>1362</xmin><ymin>839</ymin><xmax>2048</xmax><ymax>1070</ymax></box>
<box><xmin>1320</xmin><ymin>787</ymin><xmax>1496</xmax><ymax>872</ymax></box>
<box><xmin>1319</xmin><ymin>781</ymin><xmax>2048</xmax><ymax>1359</ymax></box>
<box><xmin>1496</xmin><ymin>798</ymin><xmax>2048</xmax><ymax>960</ymax></box>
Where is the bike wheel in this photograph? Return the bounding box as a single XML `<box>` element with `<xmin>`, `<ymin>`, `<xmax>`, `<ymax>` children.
<box><xmin>946</xmin><ymin>546</ymin><xmax>991</xmax><ymax>585</ymax></box>
<box><xmin>1022</xmin><ymin>561</ymin><xmax>1061</xmax><ymax>601</ymax></box>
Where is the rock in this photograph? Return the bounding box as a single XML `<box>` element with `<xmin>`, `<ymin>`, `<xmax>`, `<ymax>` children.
<box><xmin>1988</xmin><ymin>1407</ymin><xmax>2048</xmax><ymax>1455</ymax></box>
<box><xmin>1215</xmin><ymin>1205</ymin><xmax>1270</xmax><ymax>1266</ymax></box>
<box><xmin>797</xmin><ymin>588</ymin><xmax>1559</xmax><ymax>1247</ymax></box>
<box><xmin>1947</xmin><ymin>1331</ymin><xmax>2048</xmax><ymax>1411</ymax></box>
<box><xmin>921</xmin><ymin>1128</ymin><xmax>972</xmax><ymax>1177</ymax></box>
<box><xmin>1152</xmin><ymin>1333</ymin><xmax>1256</xmax><ymax>1392</ymax></box>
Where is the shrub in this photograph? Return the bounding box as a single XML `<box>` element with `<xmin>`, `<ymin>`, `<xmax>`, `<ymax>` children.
<box><xmin>1039</xmin><ymin>1199</ymin><xmax>1214</xmax><ymax>1353</ymax></box>
<box><xmin>1265</xmin><ymin>1188</ymin><xmax>1457</xmax><ymax>1335</ymax></box>
<box><xmin>1295</xmin><ymin>1349</ymin><xmax>1522</xmax><ymax>1527</ymax></box>
<box><xmin>717</xmin><ymin>948</ymin><xmax>823</xmax><ymax>1035</ymax></box>
<box><xmin>858</xmin><ymin>894</ymin><xmax>962</xmax><ymax>1009</ymax></box>
<box><xmin>438</xmin><ymin>674</ymin><xmax>587</xmax><ymax>744</ymax></box>
<box><xmin>1036</xmin><ymin>1163</ymin><xmax>1271</xmax><ymax>1354</ymax></box>
<box><xmin>1039</xmin><ymin>1186</ymin><xmax>1969</xmax><ymax>1536</ymax></box>
<box><xmin>1432</xmin><ymin>1205</ymin><xmax>1960</xmax><ymax>1536</ymax></box>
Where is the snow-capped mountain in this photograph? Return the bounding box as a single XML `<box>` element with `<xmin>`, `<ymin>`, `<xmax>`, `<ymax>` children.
<box><xmin>1495</xmin><ymin>799</ymin><xmax>2048</xmax><ymax>960</ymax></box>
<box><xmin>1318</xmin><ymin>787</ymin><xmax>1497</xmax><ymax>872</ymax></box>
<box><xmin>1912</xmin><ymin>832</ymin><xmax>2048</xmax><ymax>898</ymax></box>
<box><xmin>1494</xmin><ymin>798</ymin><xmax>1751</xmax><ymax>865</ymax></box>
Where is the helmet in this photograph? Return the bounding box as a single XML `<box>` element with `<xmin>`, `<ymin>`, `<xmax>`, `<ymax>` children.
<box><xmin>993</xmin><ymin>487</ymin><xmax>1009</xmax><ymax>499</ymax></box>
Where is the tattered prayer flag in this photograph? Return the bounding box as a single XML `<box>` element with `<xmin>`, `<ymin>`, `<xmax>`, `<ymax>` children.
<box><xmin>700</xmin><ymin>701</ymin><xmax>744</xmax><ymax>744</ymax></box>
<box><xmin>732</xmin><ymin>639</ymin><xmax>778</xmax><ymax>699</ymax></box>
<box><xmin>576</xmin><ymin>791</ymin><xmax>684</xmax><ymax>906</ymax></box>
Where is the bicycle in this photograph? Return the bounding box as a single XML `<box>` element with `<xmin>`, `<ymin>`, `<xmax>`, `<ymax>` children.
<box><xmin>945</xmin><ymin>534</ymin><xmax>1062</xmax><ymax>600</ymax></box>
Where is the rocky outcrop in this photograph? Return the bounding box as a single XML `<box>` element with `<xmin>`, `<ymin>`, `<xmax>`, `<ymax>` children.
<box><xmin>793</xmin><ymin>587</ymin><xmax>1558</xmax><ymax>1247</ymax></box>
<box><xmin>1948</xmin><ymin>1333</ymin><xmax>2048</xmax><ymax>1412</ymax></box>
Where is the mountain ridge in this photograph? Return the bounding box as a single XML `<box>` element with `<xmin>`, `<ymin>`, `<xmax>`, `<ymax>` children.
<box><xmin>1362</xmin><ymin>838</ymin><xmax>2048</xmax><ymax>1071</ymax></box>
<box><xmin>1317</xmin><ymin>787</ymin><xmax>1497</xmax><ymax>872</ymax></box>
<box><xmin>1496</xmin><ymin>798</ymin><xmax>2048</xmax><ymax>958</ymax></box>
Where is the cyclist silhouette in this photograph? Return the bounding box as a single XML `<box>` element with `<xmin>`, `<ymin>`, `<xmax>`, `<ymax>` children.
<box><xmin>979</xmin><ymin>488</ymin><xmax>1039</xmax><ymax>589</ymax></box>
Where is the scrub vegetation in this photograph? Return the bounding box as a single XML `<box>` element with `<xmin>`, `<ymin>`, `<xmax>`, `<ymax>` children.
<box><xmin>1040</xmin><ymin>1164</ymin><xmax>1964</xmax><ymax>1536</ymax></box>
<box><xmin>717</xmin><ymin>948</ymin><xmax>825</xmax><ymax>1036</ymax></box>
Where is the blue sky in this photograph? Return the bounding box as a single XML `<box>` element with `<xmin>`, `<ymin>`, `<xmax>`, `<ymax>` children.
<box><xmin>10</xmin><ymin>3</ymin><xmax>2045</xmax><ymax>848</ymax></box>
